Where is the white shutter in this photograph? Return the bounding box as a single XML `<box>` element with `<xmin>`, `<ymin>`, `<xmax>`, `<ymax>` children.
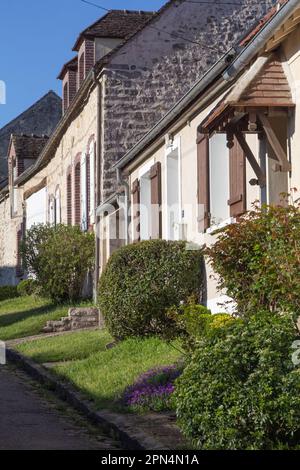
<box><xmin>55</xmin><ymin>188</ymin><xmax>61</xmax><ymax>225</ymax></box>
<box><xmin>89</xmin><ymin>143</ymin><xmax>95</xmax><ymax>225</ymax></box>
<box><xmin>81</xmin><ymin>152</ymin><xmax>87</xmax><ymax>231</ymax></box>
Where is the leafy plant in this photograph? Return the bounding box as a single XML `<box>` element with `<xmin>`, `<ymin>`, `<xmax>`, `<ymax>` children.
<box><xmin>207</xmin><ymin>204</ymin><xmax>300</xmax><ymax>317</ymax></box>
<box><xmin>173</xmin><ymin>312</ymin><xmax>300</xmax><ymax>450</ymax></box>
<box><xmin>22</xmin><ymin>224</ymin><xmax>95</xmax><ymax>302</ymax></box>
<box><xmin>21</xmin><ymin>224</ymin><xmax>54</xmax><ymax>278</ymax></box>
<box><xmin>164</xmin><ymin>297</ymin><xmax>235</xmax><ymax>351</ymax></box>
<box><xmin>98</xmin><ymin>240</ymin><xmax>204</xmax><ymax>340</ymax></box>
<box><xmin>0</xmin><ymin>285</ymin><xmax>19</xmax><ymax>302</ymax></box>
<box><xmin>17</xmin><ymin>279</ymin><xmax>39</xmax><ymax>297</ymax></box>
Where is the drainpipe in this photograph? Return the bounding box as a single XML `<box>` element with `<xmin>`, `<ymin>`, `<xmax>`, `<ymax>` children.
<box><xmin>116</xmin><ymin>168</ymin><xmax>130</xmax><ymax>246</ymax></box>
<box><xmin>223</xmin><ymin>0</ymin><xmax>300</xmax><ymax>82</ymax></box>
<box><xmin>93</xmin><ymin>70</ymin><xmax>102</xmax><ymax>302</ymax></box>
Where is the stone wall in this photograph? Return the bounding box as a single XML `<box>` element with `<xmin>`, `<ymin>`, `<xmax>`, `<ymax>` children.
<box><xmin>101</xmin><ymin>0</ymin><xmax>276</xmax><ymax>201</ymax></box>
<box><xmin>0</xmin><ymin>91</ymin><xmax>62</xmax><ymax>183</ymax></box>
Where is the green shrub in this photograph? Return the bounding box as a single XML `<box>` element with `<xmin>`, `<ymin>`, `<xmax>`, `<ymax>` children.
<box><xmin>207</xmin><ymin>204</ymin><xmax>300</xmax><ymax>317</ymax></box>
<box><xmin>17</xmin><ymin>279</ymin><xmax>39</xmax><ymax>297</ymax></box>
<box><xmin>21</xmin><ymin>224</ymin><xmax>54</xmax><ymax>278</ymax></box>
<box><xmin>98</xmin><ymin>240</ymin><xmax>204</xmax><ymax>340</ymax></box>
<box><xmin>165</xmin><ymin>298</ymin><xmax>236</xmax><ymax>351</ymax></box>
<box><xmin>173</xmin><ymin>312</ymin><xmax>300</xmax><ymax>450</ymax></box>
<box><xmin>22</xmin><ymin>224</ymin><xmax>95</xmax><ymax>302</ymax></box>
<box><xmin>0</xmin><ymin>285</ymin><xmax>19</xmax><ymax>302</ymax></box>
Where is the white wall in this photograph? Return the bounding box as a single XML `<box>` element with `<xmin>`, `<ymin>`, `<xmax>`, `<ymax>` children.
<box><xmin>26</xmin><ymin>187</ymin><xmax>47</xmax><ymax>230</ymax></box>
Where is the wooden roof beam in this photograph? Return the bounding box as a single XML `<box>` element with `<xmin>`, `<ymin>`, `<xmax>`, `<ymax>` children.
<box><xmin>258</xmin><ymin>112</ymin><xmax>291</xmax><ymax>172</ymax></box>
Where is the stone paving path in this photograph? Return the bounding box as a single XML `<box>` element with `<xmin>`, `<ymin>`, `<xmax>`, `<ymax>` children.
<box><xmin>0</xmin><ymin>366</ymin><xmax>120</xmax><ymax>450</ymax></box>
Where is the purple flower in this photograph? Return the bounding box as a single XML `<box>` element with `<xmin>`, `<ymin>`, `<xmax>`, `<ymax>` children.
<box><xmin>123</xmin><ymin>364</ymin><xmax>182</xmax><ymax>409</ymax></box>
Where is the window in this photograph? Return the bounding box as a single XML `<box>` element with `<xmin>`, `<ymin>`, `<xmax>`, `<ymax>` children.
<box><xmin>48</xmin><ymin>195</ymin><xmax>56</xmax><ymax>226</ymax></box>
<box><xmin>166</xmin><ymin>139</ymin><xmax>181</xmax><ymax>240</ymax></box>
<box><xmin>209</xmin><ymin>134</ymin><xmax>230</xmax><ymax>227</ymax></box>
<box><xmin>79</xmin><ymin>53</ymin><xmax>85</xmax><ymax>86</ymax></box>
<box><xmin>63</xmin><ymin>82</ymin><xmax>68</xmax><ymax>113</ymax></box>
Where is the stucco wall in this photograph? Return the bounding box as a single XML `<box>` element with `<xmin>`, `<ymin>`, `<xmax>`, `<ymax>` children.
<box><xmin>126</xmin><ymin>33</ymin><xmax>300</xmax><ymax>312</ymax></box>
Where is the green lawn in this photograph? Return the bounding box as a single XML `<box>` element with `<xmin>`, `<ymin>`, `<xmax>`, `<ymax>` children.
<box><xmin>0</xmin><ymin>296</ymin><xmax>92</xmax><ymax>341</ymax></box>
<box><xmin>16</xmin><ymin>329</ymin><xmax>112</xmax><ymax>363</ymax></box>
<box><xmin>16</xmin><ymin>330</ymin><xmax>182</xmax><ymax>410</ymax></box>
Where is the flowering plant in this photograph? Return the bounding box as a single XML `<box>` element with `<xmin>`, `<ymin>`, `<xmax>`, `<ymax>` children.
<box><xmin>123</xmin><ymin>365</ymin><xmax>182</xmax><ymax>412</ymax></box>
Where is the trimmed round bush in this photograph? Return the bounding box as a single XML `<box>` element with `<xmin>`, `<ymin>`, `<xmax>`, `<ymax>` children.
<box><xmin>98</xmin><ymin>240</ymin><xmax>204</xmax><ymax>339</ymax></box>
<box><xmin>173</xmin><ymin>313</ymin><xmax>300</xmax><ymax>450</ymax></box>
<box><xmin>0</xmin><ymin>285</ymin><xmax>19</xmax><ymax>302</ymax></box>
<box><xmin>17</xmin><ymin>279</ymin><xmax>39</xmax><ymax>297</ymax></box>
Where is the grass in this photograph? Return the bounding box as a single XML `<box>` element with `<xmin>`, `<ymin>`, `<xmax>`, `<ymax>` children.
<box><xmin>16</xmin><ymin>330</ymin><xmax>182</xmax><ymax>410</ymax></box>
<box><xmin>16</xmin><ymin>329</ymin><xmax>112</xmax><ymax>363</ymax></box>
<box><xmin>0</xmin><ymin>296</ymin><xmax>92</xmax><ymax>341</ymax></box>
<box><xmin>53</xmin><ymin>336</ymin><xmax>182</xmax><ymax>410</ymax></box>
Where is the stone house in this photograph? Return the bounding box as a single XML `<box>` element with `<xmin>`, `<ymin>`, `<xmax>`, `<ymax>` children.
<box><xmin>0</xmin><ymin>92</ymin><xmax>61</xmax><ymax>285</ymax></box>
<box><xmin>0</xmin><ymin>0</ymin><xmax>277</xmax><ymax>288</ymax></box>
<box><xmin>108</xmin><ymin>0</ymin><xmax>300</xmax><ymax>313</ymax></box>
<box><xmin>0</xmin><ymin>91</ymin><xmax>61</xmax><ymax>189</ymax></box>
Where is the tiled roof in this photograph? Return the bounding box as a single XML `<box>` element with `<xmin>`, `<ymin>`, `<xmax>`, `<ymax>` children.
<box><xmin>240</xmin><ymin>0</ymin><xmax>288</xmax><ymax>47</ymax></box>
<box><xmin>57</xmin><ymin>56</ymin><xmax>78</xmax><ymax>80</ymax></box>
<box><xmin>73</xmin><ymin>10</ymin><xmax>155</xmax><ymax>51</ymax></box>
<box><xmin>11</xmin><ymin>134</ymin><xmax>49</xmax><ymax>160</ymax></box>
<box><xmin>239</xmin><ymin>56</ymin><xmax>294</xmax><ymax>106</ymax></box>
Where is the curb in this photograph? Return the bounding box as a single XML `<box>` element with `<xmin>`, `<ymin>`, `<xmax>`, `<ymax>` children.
<box><xmin>6</xmin><ymin>347</ymin><xmax>166</xmax><ymax>450</ymax></box>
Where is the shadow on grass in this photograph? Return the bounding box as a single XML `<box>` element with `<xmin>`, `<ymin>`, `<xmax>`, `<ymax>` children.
<box><xmin>0</xmin><ymin>303</ymin><xmax>61</xmax><ymax>328</ymax></box>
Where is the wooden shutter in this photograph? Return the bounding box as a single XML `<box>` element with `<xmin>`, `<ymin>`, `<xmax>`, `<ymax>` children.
<box><xmin>197</xmin><ymin>133</ymin><xmax>210</xmax><ymax>231</ymax></box>
<box><xmin>228</xmin><ymin>137</ymin><xmax>246</xmax><ymax>218</ymax></box>
<box><xmin>132</xmin><ymin>178</ymin><xmax>140</xmax><ymax>242</ymax></box>
<box><xmin>150</xmin><ymin>162</ymin><xmax>162</xmax><ymax>239</ymax></box>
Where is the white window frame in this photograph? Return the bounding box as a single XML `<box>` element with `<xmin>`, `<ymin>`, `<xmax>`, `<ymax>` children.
<box><xmin>207</xmin><ymin>133</ymin><xmax>231</xmax><ymax>233</ymax></box>
<box><xmin>139</xmin><ymin>158</ymin><xmax>154</xmax><ymax>241</ymax></box>
<box><xmin>164</xmin><ymin>137</ymin><xmax>182</xmax><ymax>241</ymax></box>
<box><xmin>81</xmin><ymin>152</ymin><xmax>88</xmax><ymax>231</ymax></box>
<box><xmin>89</xmin><ymin>142</ymin><xmax>95</xmax><ymax>225</ymax></box>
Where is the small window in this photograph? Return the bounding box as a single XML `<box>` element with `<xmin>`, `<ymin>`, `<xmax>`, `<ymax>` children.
<box><xmin>67</xmin><ymin>173</ymin><xmax>72</xmax><ymax>225</ymax></box>
<box><xmin>79</xmin><ymin>53</ymin><xmax>85</xmax><ymax>85</ymax></box>
<box><xmin>63</xmin><ymin>82</ymin><xmax>68</xmax><ymax>112</ymax></box>
<box><xmin>209</xmin><ymin>134</ymin><xmax>230</xmax><ymax>227</ymax></box>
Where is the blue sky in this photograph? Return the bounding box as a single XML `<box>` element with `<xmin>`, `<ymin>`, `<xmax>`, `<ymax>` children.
<box><xmin>0</xmin><ymin>0</ymin><xmax>165</xmax><ymax>128</ymax></box>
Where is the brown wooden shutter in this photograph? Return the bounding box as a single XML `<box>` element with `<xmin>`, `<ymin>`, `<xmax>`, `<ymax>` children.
<box><xmin>228</xmin><ymin>137</ymin><xmax>246</xmax><ymax>218</ymax></box>
<box><xmin>197</xmin><ymin>133</ymin><xmax>210</xmax><ymax>231</ymax></box>
<box><xmin>150</xmin><ymin>162</ymin><xmax>162</xmax><ymax>240</ymax></box>
<box><xmin>132</xmin><ymin>178</ymin><xmax>140</xmax><ymax>242</ymax></box>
